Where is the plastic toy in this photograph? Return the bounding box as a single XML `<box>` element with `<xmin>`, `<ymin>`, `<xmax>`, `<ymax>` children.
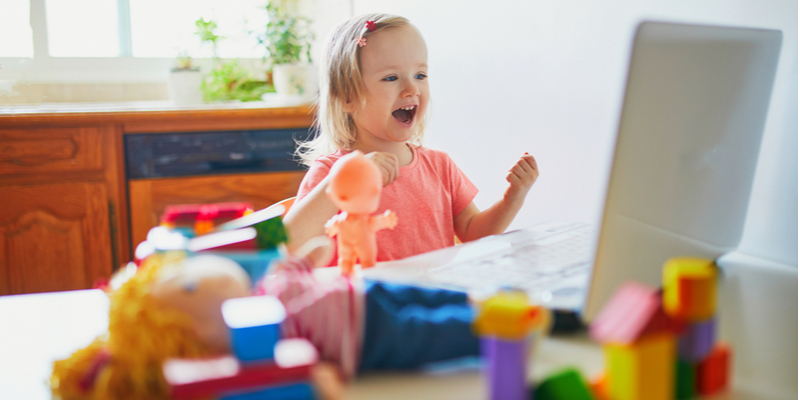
<box><xmin>675</xmin><ymin>359</ymin><xmax>696</xmax><ymax>400</ymax></box>
<box><xmin>533</xmin><ymin>367</ymin><xmax>594</xmax><ymax>400</ymax></box>
<box><xmin>589</xmin><ymin>281</ymin><xmax>684</xmax><ymax>345</ymax></box>
<box><xmin>49</xmin><ymin>251</ymin><xmax>341</xmax><ymax>400</ymax></box>
<box><xmin>222</xmin><ymin>295</ymin><xmax>286</xmax><ymax>362</ymax></box>
<box><xmin>472</xmin><ymin>290</ymin><xmax>549</xmax><ymax>400</ymax></box>
<box><xmin>663</xmin><ymin>257</ymin><xmax>718</xmax><ymax>321</ymax></box>
<box><xmin>696</xmin><ymin>342</ymin><xmax>732</xmax><ymax>396</ymax></box>
<box><xmin>163</xmin><ymin>338</ymin><xmax>318</xmax><ymax>400</ymax></box>
<box><xmin>324</xmin><ymin>151</ymin><xmax>397</xmax><ymax>275</ymax></box>
<box><xmin>677</xmin><ymin>317</ymin><xmax>715</xmax><ymax>362</ymax></box>
<box><xmin>161</xmin><ymin>202</ymin><xmax>253</xmax><ymax>235</ymax></box>
<box><xmin>590</xmin><ymin>282</ymin><xmax>684</xmax><ymax>400</ymax></box>
<box><xmin>603</xmin><ymin>333</ymin><xmax>676</xmax><ymax>400</ymax></box>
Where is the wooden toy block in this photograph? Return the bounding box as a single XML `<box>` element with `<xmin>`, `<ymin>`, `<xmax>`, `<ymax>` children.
<box><xmin>212</xmin><ymin>248</ymin><xmax>283</xmax><ymax>285</ymax></box>
<box><xmin>481</xmin><ymin>338</ymin><xmax>527</xmax><ymax>400</ymax></box>
<box><xmin>219</xmin><ymin>382</ymin><xmax>316</xmax><ymax>400</ymax></box>
<box><xmin>589</xmin><ymin>372</ymin><xmax>609</xmax><ymax>400</ymax></box>
<box><xmin>590</xmin><ymin>281</ymin><xmax>683</xmax><ymax>345</ymax></box>
<box><xmin>533</xmin><ymin>367</ymin><xmax>594</xmax><ymax>400</ymax></box>
<box><xmin>604</xmin><ymin>333</ymin><xmax>676</xmax><ymax>400</ymax></box>
<box><xmin>696</xmin><ymin>342</ymin><xmax>732</xmax><ymax>396</ymax></box>
<box><xmin>473</xmin><ymin>291</ymin><xmax>548</xmax><ymax>400</ymax></box>
<box><xmin>254</xmin><ymin>217</ymin><xmax>289</xmax><ymax>250</ymax></box>
<box><xmin>163</xmin><ymin>338</ymin><xmax>318</xmax><ymax>400</ymax></box>
<box><xmin>663</xmin><ymin>258</ymin><xmax>717</xmax><ymax>321</ymax></box>
<box><xmin>678</xmin><ymin>317</ymin><xmax>715</xmax><ymax>362</ymax></box>
<box><xmin>188</xmin><ymin>228</ymin><xmax>259</xmax><ymax>252</ymax></box>
<box><xmin>675</xmin><ymin>359</ymin><xmax>696</xmax><ymax>400</ymax></box>
<box><xmin>222</xmin><ymin>296</ymin><xmax>286</xmax><ymax>362</ymax></box>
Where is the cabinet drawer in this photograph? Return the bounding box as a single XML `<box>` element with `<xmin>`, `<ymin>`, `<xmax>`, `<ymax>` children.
<box><xmin>0</xmin><ymin>127</ymin><xmax>104</xmax><ymax>175</ymax></box>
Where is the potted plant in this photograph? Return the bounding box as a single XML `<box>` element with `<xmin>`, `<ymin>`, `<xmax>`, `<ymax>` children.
<box><xmin>195</xmin><ymin>18</ymin><xmax>270</xmax><ymax>102</ymax></box>
<box><xmin>167</xmin><ymin>50</ymin><xmax>203</xmax><ymax>104</ymax></box>
<box><xmin>254</xmin><ymin>3</ymin><xmax>316</xmax><ymax>100</ymax></box>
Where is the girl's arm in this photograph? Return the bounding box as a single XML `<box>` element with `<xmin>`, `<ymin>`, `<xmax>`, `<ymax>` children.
<box><xmin>454</xmin><ymin>154</ymin><xmax>538</xmax><ymax>242</ymax></box>
<box><xmin>283</xmin><ymin>175</ymin><xmax>341</xmax><ymax>253</ymax></box>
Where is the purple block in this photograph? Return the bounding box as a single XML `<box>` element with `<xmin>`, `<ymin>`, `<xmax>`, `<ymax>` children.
<box><xmin>678</xmin><ymin>318</ymin><xmax>715</xmax><ymax>362</ymax></box>
<box><xmin>481</xmin><ymin>337</ymin><xmax>528</xmax><ymax>400</ymax></box>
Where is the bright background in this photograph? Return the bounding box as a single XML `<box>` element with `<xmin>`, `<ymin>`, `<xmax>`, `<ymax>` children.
<box><xmin>304</xmin><ymin>0</ymin><xmax>798</xmax><ymax>268</ymax></box>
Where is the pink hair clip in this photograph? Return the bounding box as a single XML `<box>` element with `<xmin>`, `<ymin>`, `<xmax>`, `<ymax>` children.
<box><xmin>357</xmin><ymin>37</ymin><xmax>367</xmax><ymax>47</ymax></box>
<box><xmin>366</xmin><ymin>20</ymin><xmax>377</xmax><ymax>32</ymax></box>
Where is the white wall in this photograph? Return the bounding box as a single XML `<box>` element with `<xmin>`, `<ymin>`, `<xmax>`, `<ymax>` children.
<box><xmin>304</xmin><ymin>0</ymin><xmax>797</xmax><ymax>267</ymax></box>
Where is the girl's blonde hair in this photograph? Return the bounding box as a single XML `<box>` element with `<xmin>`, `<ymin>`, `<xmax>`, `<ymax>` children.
<box><xmin>297</xmin><ymin>13</ymin><xmax>428</xmax><ymax>167</ymax></box>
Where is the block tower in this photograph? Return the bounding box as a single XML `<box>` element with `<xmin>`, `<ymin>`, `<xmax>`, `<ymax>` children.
<box><xmin>663</xmin><ymin>258</ymin><xmax>732</xmax><ymax>398</ymax></box>
<box><xmin>589</xmin><ymin>257</ymin><xmax>733</xmax><ymax>400</ymax></box>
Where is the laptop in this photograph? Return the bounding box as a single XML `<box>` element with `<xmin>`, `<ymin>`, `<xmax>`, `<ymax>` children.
<box><xmin>362</xmin><ymin>20</ymin><xmax>783</xmax><ymax>325</ymax></box>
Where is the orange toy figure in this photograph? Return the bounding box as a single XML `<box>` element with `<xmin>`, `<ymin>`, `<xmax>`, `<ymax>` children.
<box><xmin>324</xmin><ymin>151</ymin><xmax>397</xmax><ymax>276</ymax></box>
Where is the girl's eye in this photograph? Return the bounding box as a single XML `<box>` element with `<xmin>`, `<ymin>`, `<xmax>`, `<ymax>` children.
<box><xmin>383</xmin><ymin>76</ymin><xmax>398</xmax><ymax>82</ymax></box>
<box><xmin>415</xmin><ymin>73</ymin><xmax>428</xmax><ymax>80</ymax></box>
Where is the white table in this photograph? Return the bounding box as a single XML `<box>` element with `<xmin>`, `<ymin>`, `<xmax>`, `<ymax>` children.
<box><xmin>0</xmin><ymin>288</ymin><xmax>789</xmax><ymax>400</ymax></box>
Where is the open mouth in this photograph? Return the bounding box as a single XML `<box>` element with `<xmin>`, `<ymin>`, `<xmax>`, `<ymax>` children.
<box><xmin>391</xmin><ymin>105</ymin><xmax>417</xmax><ymax>125</ymax></box>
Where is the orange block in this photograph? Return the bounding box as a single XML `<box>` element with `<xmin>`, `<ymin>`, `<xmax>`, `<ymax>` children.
<box><xmin>590</xmin><ymin>372</ymin><xmax>609</xmax><ymax>400</ymax></box>
<box><xmin>604</xmin><ymin>333</ymin><xmax>676</xmax><ymax>400</ymax></box>
<box><xmin>663</xmin><ymin>258</ymin><xmax>717</xmax><ymax>321</ymax></box>
<box><xmin>696</xmin><ymin>342</ymin><xmax>732</xmax><ymax>396</ymax></box>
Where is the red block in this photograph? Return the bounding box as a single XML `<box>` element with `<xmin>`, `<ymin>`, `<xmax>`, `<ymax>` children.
<box><xmin>696</xmin><ymin>342</ymin><xmax>732</xmax><ymax>396</ymax></box>
<box><xmin>163</xmin><ymin>355</ymin><xmax>312</xmax><ymax>400</ymax></box>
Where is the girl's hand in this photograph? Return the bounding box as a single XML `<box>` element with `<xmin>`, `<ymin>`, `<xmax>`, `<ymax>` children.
<box><xmin>505</xmin><ymin>153</ymin><xmax>539</xmax><ymax>202</ymax></box>
<box><xmin>365</xmin><ymin>151</ymin><xmax>399</xmax><ymax>186</ymax></box>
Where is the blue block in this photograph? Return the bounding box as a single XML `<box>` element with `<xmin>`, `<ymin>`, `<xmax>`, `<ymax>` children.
<box><xmin>220</xmin><ymin>382</ymin><xmax>315</xmax><ymax>400</ymax></box>
<box><xmin>222</xmin><ymin>296</ymin><xmax>286</xmax><ymax>362</ymax></box>
<box><xmin>209</xmin><ymin>248</ymin><xmax>282</xmax><ymax>285</ymax></box>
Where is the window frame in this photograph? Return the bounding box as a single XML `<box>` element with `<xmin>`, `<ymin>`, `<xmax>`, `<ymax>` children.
<box><xmin>0</xmin><ymin>0</ymin><xmax>260</xmax><ymax>83</ymax></box>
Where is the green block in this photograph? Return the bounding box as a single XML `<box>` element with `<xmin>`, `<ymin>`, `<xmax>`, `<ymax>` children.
<box><xmin>533</xmin><ymin>367</ymin><xmax>594</xmax><ymax>400</ymax></box>
<box><xmin>254</xmin><ymin>217</ymin><xmax>288</xmax><ymax>249</ymax></box>
<box><xmin>675</xmin><ymin>359</ymin><xmax>696</xmax><ymax>400</ymax></box>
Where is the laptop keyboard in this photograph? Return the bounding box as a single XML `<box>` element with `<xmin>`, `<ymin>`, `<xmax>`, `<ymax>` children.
<box><xmin>422</xmin><ymin>222</ymin><xmax>596</xmax><ymax>300</ymax></box>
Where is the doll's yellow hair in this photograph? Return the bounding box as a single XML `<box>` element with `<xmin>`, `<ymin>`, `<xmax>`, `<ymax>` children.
<box><xmin>50</xmin><ymin>252</ymin><xmax>222</xmax><ymax>400</ymax></box>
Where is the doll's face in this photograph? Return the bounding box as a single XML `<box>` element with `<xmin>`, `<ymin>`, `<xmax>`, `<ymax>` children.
<box><xmin>151</xmin><ymin>255</ymin><xmax>251</xmax><ymax>352</ymax></box>
<box><xmin>326</xmin><ymin>151</ymin><xmax>382</xmax><ymax>214</ymax></box>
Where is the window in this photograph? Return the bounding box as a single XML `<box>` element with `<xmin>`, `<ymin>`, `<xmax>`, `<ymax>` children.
<box><xmin>0</xmin><ymin>0</ymin><xmax>34</xmax><ymax>58</ymax></box>
<box><xmin>0</xmin><ymin>0</ymin><xmax>268</xmax><ymax>81</ymax></box>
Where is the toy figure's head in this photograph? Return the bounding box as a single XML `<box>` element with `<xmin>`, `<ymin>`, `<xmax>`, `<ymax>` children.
<box><xmin>152</xmin><ymin>254</ymin><xmax>251</xmax><ymax>352</ymax></box>
<box><xmin>326</xmin><ymin>151</ymin><xmax>382</xmax><ymax>214</ymax></box>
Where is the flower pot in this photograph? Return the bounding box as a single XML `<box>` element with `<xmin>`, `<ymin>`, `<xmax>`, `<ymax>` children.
<box><xmin>167</xmin><ymin>69</ymin><xmax>203</xmax><ymax>104</ymax></box>
<box><xmin>272</xmin><ymin>63</ymin><xmax>317</xmax><ymax>100</ymax></box>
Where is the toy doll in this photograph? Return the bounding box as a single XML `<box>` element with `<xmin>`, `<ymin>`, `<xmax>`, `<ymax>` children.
<box><xmin>49</xmin><ymin>252</ymin><xmax>341</xmax><ymax>400</ymax></box>
<box><xmin>324</xmin><ymin>151</ymin><xmax>397</xmax><ymax>275</ymax></box>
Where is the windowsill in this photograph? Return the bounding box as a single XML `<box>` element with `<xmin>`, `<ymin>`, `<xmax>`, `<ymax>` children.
<box><xmin>0</xmin><ymin>97</ymin><xmax>315</xmax><ymax>116</ymax></box>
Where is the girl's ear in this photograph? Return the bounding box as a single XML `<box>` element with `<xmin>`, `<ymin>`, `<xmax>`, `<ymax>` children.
<box><xmin>343</xmin><ymin>97</ymin><xmax>356</xmax><ymax>113</ymax></box>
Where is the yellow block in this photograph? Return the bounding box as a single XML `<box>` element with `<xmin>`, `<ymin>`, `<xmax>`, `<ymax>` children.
<box><xmin>604</xmin><ymin>333</ymin><xmax>676</xmax><ymax>400</ymax></box>
<box><xmin>472</xmin><ymin>291</ymin><xmax>548</xmax><ymax>340</ymax></box>
<box><xmin>663</xmin><ymin>257</ymin><xmax>717</xmax><ymax>321</ymax></box>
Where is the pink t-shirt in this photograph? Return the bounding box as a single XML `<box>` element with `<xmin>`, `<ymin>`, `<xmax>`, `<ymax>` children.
<box><xmin>297</xmin><ymin>144</ymin><xmax>478</xmax><ymax>263</ymax></box>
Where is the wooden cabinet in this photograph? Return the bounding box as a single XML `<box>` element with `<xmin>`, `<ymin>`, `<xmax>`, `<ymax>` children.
<box><xmin>0</xmin><ymin>183</ymin><xmax>112</xmax><ymax>294</ymax></box>
<box><xmin>0</xmin><ymin>104</ymin><xmax>312</xmax><ymax>295</ymax></box>
<box><xmin>0</xmin><ymin>125</ymin><xmax>122</xmax><ymax>295</ymax></box>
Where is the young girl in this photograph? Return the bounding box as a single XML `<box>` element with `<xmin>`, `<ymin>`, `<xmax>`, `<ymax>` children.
<box><xmin>284</xmin><ymin>13</ymin><xmax>539</xmax><ymax>261</ymax></box>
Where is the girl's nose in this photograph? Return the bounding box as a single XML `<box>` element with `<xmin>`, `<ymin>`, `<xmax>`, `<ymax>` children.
<box><xmin>401</xmin><ymin>80</ymin><xmax>420</xmax><ymax>98</ymax></box>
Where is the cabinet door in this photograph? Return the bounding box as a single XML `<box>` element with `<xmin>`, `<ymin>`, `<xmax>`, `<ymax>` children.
<box><xmin>0</xmin><ymin>183</ymin><xmax>113</xmax><ymax>295</ymax></box>
<box><xmin>128</xmin><ymin>171</ymin><xmax>305</xmax><ymax>249</ymax></box>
